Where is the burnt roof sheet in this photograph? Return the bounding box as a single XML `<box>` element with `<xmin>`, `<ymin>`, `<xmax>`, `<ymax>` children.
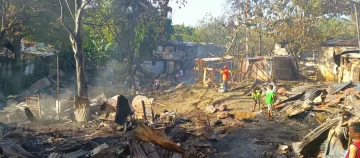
<box><xmin>322</xmin><ymin>38</ymin><xmax>358</xmax><ymax>47</ymax></box>
<box><xmin>327</xmin><ymin>82</ymin><xmax>352</xmax><ymax>95</ymax></box>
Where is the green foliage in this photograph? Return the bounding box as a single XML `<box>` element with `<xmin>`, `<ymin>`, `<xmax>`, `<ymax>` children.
<box><xmin>197</xmin><ymin>13</ymin><xmax>229</xmax><ymax>46</ymax></box>
<box><xmin>83</xmin><ymin>0</ymin><xmax>174</xmax><ymax>64</ymax></box>
<box><xmin>171</xmin><ymin>25</ymin><xmax>199</xmax><ymax>42</ymax></box>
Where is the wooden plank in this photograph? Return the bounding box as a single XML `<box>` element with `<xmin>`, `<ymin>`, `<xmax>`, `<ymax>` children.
<box><xmin>37</xmin><ymin>94</ymin><xmax>41</xmax><ymax>119</ymax></box>
<box><xmin>254</xmin><ymin>62</ymin><xmax>270</xmax><ymax>80</ymax></box>
<box><xmin>141</xmin><ymin>143</ymin><xmax>160</xmax><ymax>158</ymax></box>
<box><xmin>352</xmin><ymin>66</ymin><xmax>360</xmax><ymax>82</ymax></box>
<box><xmin>292</xmin><ymin>117</ymin><xmax>341</xmax><ymax>154</ymax></box>
<box><xmin>142</xmin><ymin>100</ymin><xmax>147</xmax><ymax>121</ymax></box>
<box><xmin>134</xmin><ymin>123</ymin><xmax>185</xmax><ymax>154</ymax></box>
<box><xmin>129</xmin><ymin>137</ymin><xmax>148</xmax><ymax>158</ymax></box>
<box><xmin>243</xmin><ymin>62</ymin><xmax>254</xmax><ymax>80</ymax></box>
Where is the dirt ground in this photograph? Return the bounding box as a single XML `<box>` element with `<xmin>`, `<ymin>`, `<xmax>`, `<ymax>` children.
<box><xmin>155</xmin><ymin>84</ymin><xmax>319</xmax><ymax>157</ymax></box>
<box><xmin>0</xmin><ymin>77</ymin><xmax>324</xmax><ymax>157</ymax></box>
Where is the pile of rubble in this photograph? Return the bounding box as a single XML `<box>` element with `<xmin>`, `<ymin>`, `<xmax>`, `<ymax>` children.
<box><xmin>205</xmin><ymin>104</ymin><xmax>245</xmax><ymax>127</ymax></box>
<box><xmin>268</xmin><ymin>81</ymin><xmax>360</xmax><ymax>157</ymax></box>
<box><xmin>0</xmin><ymin>92</ymin><xmax>238</xmax><ymax>158</ymax></box>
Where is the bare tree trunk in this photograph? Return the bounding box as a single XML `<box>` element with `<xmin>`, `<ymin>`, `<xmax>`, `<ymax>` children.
<box><xmin>72</xmin><ymin>36</ymin><xmax>89</xmax><ymax>122</ymax></box>
<box><xmin>56</xmin><ymin>0</ymin><xmax>90</xmax><ymax>123</ymax></box>
<box><xmin>72</xmin><ymin>37</ymin><xmax>87</xmax><ymax>97</ymax></box>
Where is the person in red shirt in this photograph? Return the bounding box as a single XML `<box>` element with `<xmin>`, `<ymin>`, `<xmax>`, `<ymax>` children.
<box><xmin>220</xmin><ymin>65</ymin><xmax>229</xmax><ymax>91</ymax></box>
<box><xmin>345</xmin><ymin>121</ymin><xmax>360</xmax><ymax>158</ymax></box>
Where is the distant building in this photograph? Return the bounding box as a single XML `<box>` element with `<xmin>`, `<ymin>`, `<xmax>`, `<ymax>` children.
<box><xmin>141</xmin><ymin>41</ymin><xmax>223</xmax><ymax>74</ymax></box>
<box><xmin>0</xmin><ymin>40</ymin><xmax>56</xmax><ymax>91</ymax></box>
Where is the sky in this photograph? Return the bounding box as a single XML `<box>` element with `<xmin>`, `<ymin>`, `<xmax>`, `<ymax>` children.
<box><xmin>169</xmin><ymin>0</ymin><xmax>227</xmax><ymax>27</ymax></box>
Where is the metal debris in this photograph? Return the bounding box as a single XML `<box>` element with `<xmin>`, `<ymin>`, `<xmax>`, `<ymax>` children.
<box><xmin>327</xmin><ymin>82</ymin><xmax>352</xmax><ymax>95</ymax></box>
<box><xmin>300</xmin><ymin>88</ymin><xmax>321</xmax><ymax>101</ymax></box>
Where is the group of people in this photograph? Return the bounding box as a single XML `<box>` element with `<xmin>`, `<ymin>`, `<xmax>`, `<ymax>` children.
<box><xmin>216</xmin><ymin>65</ymin><xmax>360</xmax><ymax>157</ymax></box>
<box><xmin>251</xmin><ymin>79</ymin><xmax>277</xmax><ymax>120</ymax></box>
<box><xmin>153</xmin><ymin>69</ymin><xmax>186</xmax><ymax>97</ymax></box>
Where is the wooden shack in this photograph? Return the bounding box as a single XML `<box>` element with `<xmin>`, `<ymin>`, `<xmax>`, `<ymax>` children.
<box><xmin>194</xmin><ymin>55</ymin><xmax>234</xmax><ymax>87</ymax></box>
<box><xmin>241</xmin><ymin>55</ymin><xmax>299</xmax><ymax>81</ymax></box>
<box><xmin>132</xmin><ymin>95</ymin><xmax>154</xmax><ymax>121</ymax></box>
<box><xmin>334</xmin><ymin>50</ymin><xmax>360</xmax><ymax>82</ymax></box>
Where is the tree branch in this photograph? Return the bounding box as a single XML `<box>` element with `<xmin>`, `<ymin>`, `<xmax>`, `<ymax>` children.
<box><xmin>1</xmin><ymin>18</ymin><xmax>18</xmax><ymax>33</ymax></box>
<box><xmin>58</xmin><ymin>0</ymin><xmax>75</xmax><ymax>38</ymax></box>
<box><xmin>64</xmin><ymin>0</ymin><xmax>75</xmax><ymax>22</ymax></box>
<box><xmin>74</xmin><ymin>0</ymin><xmax>90</xmax><ymax>23</ymax></box>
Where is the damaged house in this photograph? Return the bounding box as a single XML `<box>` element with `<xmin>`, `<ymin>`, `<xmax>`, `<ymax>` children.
<box><xmin>334</xmin><ymin>50</ymin><xmax>360</xmax><ymax>82</ymax></box>
<box><xmin>0</xmin><ymin>40</ymin><xmax>55</xmax><ymax>92</ymax></box>
<box><xmin>317</xmin><ymin>38</ymin><xmax>358</xmax><ymax>82</ymax></box>
<box><xmin>240</xmin><ymin>55</ymin><xmax>300</xmax><ymax>81</ymax></box>
<box><xmin>141</xmin><ymin>41</ymin><xmax>223</xmax><ymax>74</ymax></box>
<box><xmin>141</xmin><ymin>41</ymin><xmax>196</xmax><ymax>74</ymax></box>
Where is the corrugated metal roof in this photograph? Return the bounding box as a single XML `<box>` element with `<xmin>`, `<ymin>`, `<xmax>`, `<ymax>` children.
<box><xmin>322</xmin><ymin>38</ymin><xmax>358</xmax><ymax>47</ymax></box>
<box><xmin>355</xmin><ymin>84</ymin><xmax>360</xmax><ymax>92</ymax></box>
<box><xmin>275</xmin><ymin>92</ymin><xmax>305</xmax><ymax>106</ymax></box>
<box><xmin>327</xmin><ymin>82</ymin><xmax>352</xmax><ymax>95</ymax></box>
<box><xmin>340</xmin><ymin>52</ymin><xmax>360</xmax><ymax>58</ymax></box>
<box><xmin>196</xmin><ymin>55</ymin><xmax>234</xmax><ymax>62</ymax></box>
<box><xmin>300</xmin><ymin>88</ymin><xmax>321</xmax><ymax>101</ymax></box>
<box><xmin>291</xmin><ymin>85</ymin><xmax>326</xmax><ymax>93</ymax></box>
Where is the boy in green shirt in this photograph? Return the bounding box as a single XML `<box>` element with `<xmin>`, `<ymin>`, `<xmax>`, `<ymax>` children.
<box><xmin>266</xmin><ymin>84</ymin><xmax>276</xmax><ymax>120</ymax></box>
<box><xmin>251</xmin><ymin>89</ymin><xmax>262</xmax><ymax>112</ymax></box>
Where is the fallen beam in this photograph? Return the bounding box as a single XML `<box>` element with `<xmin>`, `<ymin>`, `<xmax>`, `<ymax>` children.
<box><xmin>134</xmin><ymin>123</ymin><xmax>185</xmax><ymax>154</ymax></box>
<box><xmin>292</xmin><ymin>117</ymin><xmax>341</xmax><ymax>154</ymax></box>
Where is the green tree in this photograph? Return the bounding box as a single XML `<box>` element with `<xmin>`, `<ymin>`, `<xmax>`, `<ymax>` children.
<box><xmin>197</xmin><ymin>13</ymin><xmax>229</xmax><ymax>47</ymax></box>
<box><xmin>85</xmin><ymin>0</ymin><xmax>178</xmax><ymax>95</ymax></box>
<box><xmin>226</xmin><ymin>0</ymin><xmax>360</xmax><ymax>56</ymax></box>
<box><xmin>171</xmin><ymin>25</ymin><xmax>199</xmax><ymax>42</ymax></box>
<box><xmin>0</xmin><ymin>0</ymin><xmax>54</xmax><ymax>93</ymax></box>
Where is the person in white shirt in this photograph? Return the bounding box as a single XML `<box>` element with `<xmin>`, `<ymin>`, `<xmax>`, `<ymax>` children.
<box><xmin>180</xmin><ymin>69</ymin><xmax>184</xmax><ymax>76</ymax></box>
<box><xmin>268</xmin><ymin>78</ymin><xmax>277</xmax><ymax>102</ymax></box>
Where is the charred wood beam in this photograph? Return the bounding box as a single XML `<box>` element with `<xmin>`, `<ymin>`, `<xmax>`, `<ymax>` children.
<box><xmin>134</xmin><ymin>123</ymin><xmax>185</xmax><ymax>154</ymax></box>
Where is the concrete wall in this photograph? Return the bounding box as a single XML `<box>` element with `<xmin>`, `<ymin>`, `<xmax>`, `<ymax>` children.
<box><xmin>317</xmin><ymin>46</ymin><xmax>356</xmax><ymax>82</ymax></box>
<box><xmin>339</xmin><ymin>57</ymin><xmax>360</xmax><ymax>82</ymax></box>
<box><xmin>141</xmin><ymin>60</ymin><xmax>165</xmax><ymax>74</ymax></box>
<box><xmin>317</xmin><ymin>47</ymin><xmax>337</xmax><ymax>82</ymax></box>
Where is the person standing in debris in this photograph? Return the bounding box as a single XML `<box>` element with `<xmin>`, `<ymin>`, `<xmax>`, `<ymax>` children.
<box><xmin>266</xmin><ymin>84</ymin><xmax>276</xmax><ymax>120</ymax></box>
<box><xmin>180</xmin><ymin>69</ymin><xmax>184</xmax><ymax>77</ymax></box>
<box><xmin>269</xmin><ymin>78</ymin><xmax>278</xmax><ymax>103</ymax></box>
<box><xmin>251</xmin><ymin>89</ymin><xmax>262</xmax><ymax>112</ymax></box>
<box><xmin>220</xmin><ymin>65</ymin><xmax>229</xmax><ymax>91</ymax></box>
<box><xmin>344</xmin><ymin>121</ymin><xmax>360</xmax><ymax>158</ymax></box>
<box><xmin>177</xmin><ymin>71</ymin><xmax>181</xmax><ymax>79</ymax></box>
<box><xmin>154</xmin><ymin>76</ymin><xmax>160</xmax><ymax>97</ymax></box>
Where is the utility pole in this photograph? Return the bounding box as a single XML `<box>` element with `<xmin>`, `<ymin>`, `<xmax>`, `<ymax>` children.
<box><xmin>355</xmin><ymin>2</ymin><xmax>360</xmax><ymax>52</ymax></box>
<box><xmin>259</xmin><ymin>0</ymin><xmax>263</xmax><ymax>56</ymax></box>
<box><xmin>245</xmin><ymin>6</ymin><xmax>249</xmax><ymax>58</ymax></box>
<box><xmin>56</xmin><ymin>55</ymin><xmax>60</xmax><ymax>118</ymax></box>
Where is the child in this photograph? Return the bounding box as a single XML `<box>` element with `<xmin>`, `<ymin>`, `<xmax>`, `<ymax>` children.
<box><xmin>269</xmin><ymin>78</ymin><xmax>278</xmax><ymax>102</ymax></box>
<box><xmin>154</xmin><ymin>76</ymin><xmax>160</xmax><ymax>97</ymax></box>
<box><xmin>345</xmin><ymin>121</ymin><xmax>360</xmax><ymax>158</ymax></box>
<box><xmin>251</xmin><ymin>89</ymin><xmax>262</xmax><ymax>112</ymax></box>
<box><xmin>265</xmin><ymin>84</ymin><xmax>276</xmax><ymax>120</ymax></box>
